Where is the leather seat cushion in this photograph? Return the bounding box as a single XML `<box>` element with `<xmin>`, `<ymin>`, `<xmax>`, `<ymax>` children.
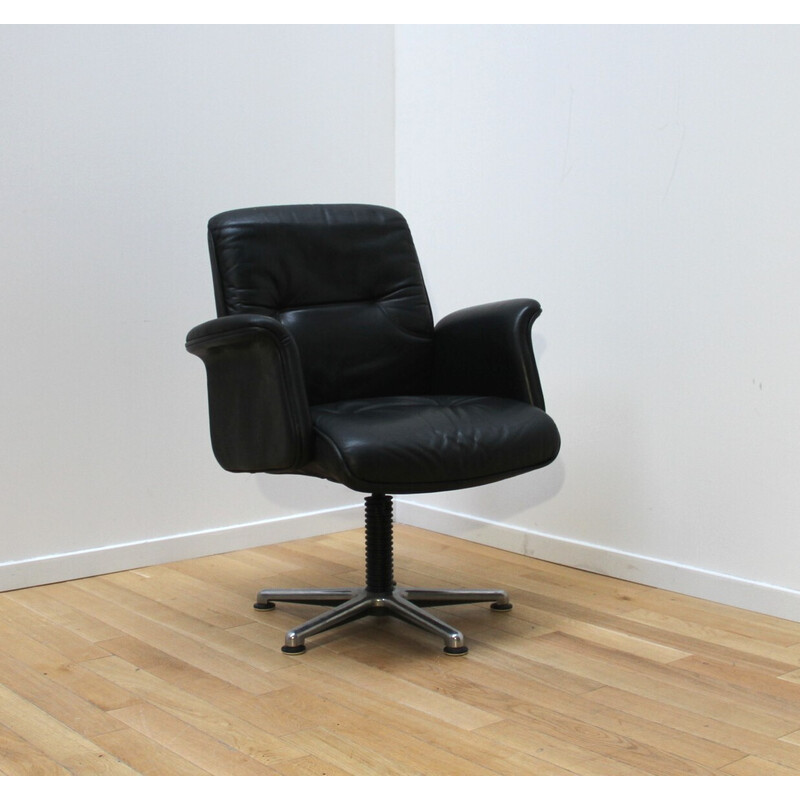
<box><xmin>305</xmin><ymin>396</ymin><xmax>561</xmax><ymax>494</ymax></box>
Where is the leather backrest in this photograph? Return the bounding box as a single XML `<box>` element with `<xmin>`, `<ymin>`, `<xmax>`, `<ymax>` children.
<box><xmin>207</xmin><ymin>204</ymin><xmax>435</xmax><ymax>405</ymax></box>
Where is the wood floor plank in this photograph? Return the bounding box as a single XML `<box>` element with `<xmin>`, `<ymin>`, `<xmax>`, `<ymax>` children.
<box><xmin>0</xmin><ymin>594</ymin><xmax>110</xmax><ymax>663</ymax></box>
<box><xmin>267</xmin><ymin>536</ymin><xmax>366</xmax><ymax>575</ymax></box>
<box><xmin>536</xmin><ymin>614</ymin><xmax>690</xmax><ymax>664</ymax></box>
<box><xmin>82</xmin><ymin>655</ymin><xmax>307</xmax><ymax>768</ymax></box>
<box><xmin>0</xmin><ymin>684</ymin><xmax>137</xmax><ymax>776</ymax></box>
<box><xmin>623</xmin><ymin>607</ymin><xmax>800</xmax><ymax>668</ymax></box>
<box><xmin>473</xmin><ymin>718</ymin><xmax>637</xmax><ymax>775</ymax></box>
<box><xmin>0</xmin><ymin>651</ymin><xmax>127</xmax><ymax>739</ymax></box>
<box><xmin>360</xmin><ymin>640</ymin><xmax>745</xmax><ymax>770</ymax></box>
<box><xmin>104</xmin><ymin>567</ymin><xmax>255</xmax><ymax>630</ymax></box>
<box><xmin>106</xmin><ymin>703</ymin><xmax>274</xmax><ymax>775</ymax></box>
<box><xmin>492</xmin><ymin>751</ymin><xmax>578</xmax><ymax>776</ymax></box>
<box><xmin>5</xmin><ymin>585</ymin><xmax>124</xmax><ymax>643</ymax></box>
<box><xmin>91</xmin><ymin>726</ymin><xmax>212</xmax><ymax>776</ymax></box>
<box><xmin>42</xmin><ymin>580</ymin><xmax>288</xmax><ymax>693</ymax></box>
<box><xmin>346</xmin><ymin>641</ymin><xmax>737</xmax><ymax>773</ymax></box>
<box><xmin>632</xmin><ymin>584</ymin><xmax>800</xmax><ymax>647</ymax></box>
<box><xmin>516</xmin><ymin>632</ymin><xmax>798</xmax><ymax>738</ymax></box>
<box><xmin>434</xmin><ymin>595</ymin><xmax>689</xmax><ymax>664</ymax></box>
<box><xmin>494</xmin><ymin>585</ymin><xmax>800</xmax><ymax>673</ymax></box>
<box><xmin>258</xmin><ymin>618</ymin><xmax>497</xmax><ymax>773</ymax></box>
<box><xmin>271</xmin><ymin>754</ymin><xmax>351</xmax><ymax>776</ymax></box>
<box><xmin>39</xmin><ymin>661</ymin><xmax>139</xmax><ymax>714</ymax></box>
<box><xmin>275</xmin><ymin>662</ymin><xmax>536</xmax><ymax>774</ymax></box>
<box><xmin>721</xmin><ymin>755</ymin><xmax>800</xmax><ymax>776</ymax></box>
<box><xmin>97</xmin><ymin>635</ymin><xmax>302</xmax><ymax>736</ymax></box>
<box><xmin>778</xmin><ymin>729</ymin><xmax>800</xmax><ymax>746</ymax></box>
<box><xmin>290</xmin><ymin>647</ymin><xmax>502</xmax><ymax>731</ymax></box>
<box><xmin>586</xmin><ymin>686</ymin><xmax>800</xmax><ymax>770</ymax></box>
<box><xmin>672</xmin><ymin>655</ymin><xmax>800</xmax><ymax>712</ymax></box>
<box><xmin>549</xmin><ymin>632</ymin><xmax>800</xmax><ymax>731</ymax></box>
<box><xmin>279</xmin><ymin>727</ymin><xmax>406</xmax><ymax>776</ymax></box>
<box><xmin>290</xmin><ymin>715</ymin><xmax>498</xmax><ymax>776</ymax></box>
<box><xmin>0</xmin><ymin>723</ymin><xmax>71</xmax><ymax>776</ymax></box>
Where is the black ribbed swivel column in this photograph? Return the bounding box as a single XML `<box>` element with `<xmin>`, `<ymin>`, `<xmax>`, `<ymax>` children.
<box><xmin>364</xmin><ymin>493</ymin><xmax>394</xmax><ymax>594</ymax></box>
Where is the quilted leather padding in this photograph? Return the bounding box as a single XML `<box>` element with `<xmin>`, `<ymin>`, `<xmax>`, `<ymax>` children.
<box><xmin>305</xmin><ymin>396</ymin><xmax>561</xmax><ymax>494</ymax></box>
<box><xmin>208</xmin><ymin>205</ymin><xmax>435</xmax><ymax>405</ymax></box>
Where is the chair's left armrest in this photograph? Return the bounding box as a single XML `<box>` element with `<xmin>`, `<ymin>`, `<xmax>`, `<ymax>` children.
<box><xmin>433</xmin><ymin>299</ymin><xmax>547</xmax><ymax>409</ymax></box>
<box><xmin>186</xmin><ymin>314</ymin><xmax>312</xmax><ymax>472</ymax></box>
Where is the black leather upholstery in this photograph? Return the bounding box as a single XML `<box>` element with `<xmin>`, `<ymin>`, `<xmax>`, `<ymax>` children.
<box><xmin>186</xmin><ymin>204</ymin><xmax>560</xmax><ymax>494</ymax></box>
<box><xmin>307</xmin><ymin>395</ymin><xmax>559</xmax><ymax>494</ymax></box>
<box><xmin>206</xmin><ymin>204</ymin><xmax>434</xmax><ymax>405</ymax></box>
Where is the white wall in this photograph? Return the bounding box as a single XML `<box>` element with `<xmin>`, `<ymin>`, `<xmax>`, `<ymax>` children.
<box><xmin>0</xmin><ymin>25</ymin><xmax>394</xmax><ymax>589</ymax></box>
<box><xmin>395</xmin><ymin>25</ymin><xmax>800</xmax><ymax>621</ymax></box>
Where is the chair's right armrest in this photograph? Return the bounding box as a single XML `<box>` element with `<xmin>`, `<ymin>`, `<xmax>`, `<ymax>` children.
<box><xmin>185</xmin><ymin>314</ymin><xmax>312</xmax><ymax>472</ymax></box>
<box><xmin>433</xmin><ymin>299</ymin><xmax>547</xmax><ymax>409</ymax></box>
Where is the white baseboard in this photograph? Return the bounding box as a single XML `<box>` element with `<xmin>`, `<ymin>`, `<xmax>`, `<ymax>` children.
<box><xmin>7</xmin><ymin>499</ymin><xmax>799</xmax><ymax>626</ymax></box>
<box><xmin>0</xmin><ymin>504</ymin><xmax>362</xmax><ymax>592</ymax></box>
<box><xmin>396</xmin><ymin>499</ymin><xmax>800</xmax><ymax>625</ymax></box>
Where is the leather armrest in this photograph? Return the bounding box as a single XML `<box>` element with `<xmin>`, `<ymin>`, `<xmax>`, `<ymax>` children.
<box><xmin>186</xmin><ymin>314</ymin><xmax>312</xmax><ymax>472</ymax></box>
<box><xmin>433</xmin><ymin>299</ymin><xmax>546</xmax><ymax>409</ymax></box>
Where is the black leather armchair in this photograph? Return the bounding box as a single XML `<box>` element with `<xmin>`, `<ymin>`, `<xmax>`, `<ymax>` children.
<box><xmin>186</xmin><ymin>204</ymin><xmax>560</xmax><ymax>655</ymax></box>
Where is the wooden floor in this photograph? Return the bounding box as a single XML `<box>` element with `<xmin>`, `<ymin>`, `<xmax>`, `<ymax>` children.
<box><xmin>2</xmin><ymin>525</ymin><xmax>800</xmax><ymax>776</ymax></box>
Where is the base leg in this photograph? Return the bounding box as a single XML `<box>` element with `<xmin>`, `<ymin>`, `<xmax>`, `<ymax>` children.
<box><xmin>402</xmin><ymin>588</ymin><xmax>512</xmax><ymax>610</ymax></box>
<box><xmin>255</xmin><ymin>588</ymin><xmax>358</xmax><ymax>610</ymax></box>
<box><xmin>386</xmin><ymin>593</ymin><xmax>469</xmax><ymax>655</ymax></box>
<box><xmin>281</xmin><ymin>591</ymin><xmax>373</xmax><ymax>654</ymax></box>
